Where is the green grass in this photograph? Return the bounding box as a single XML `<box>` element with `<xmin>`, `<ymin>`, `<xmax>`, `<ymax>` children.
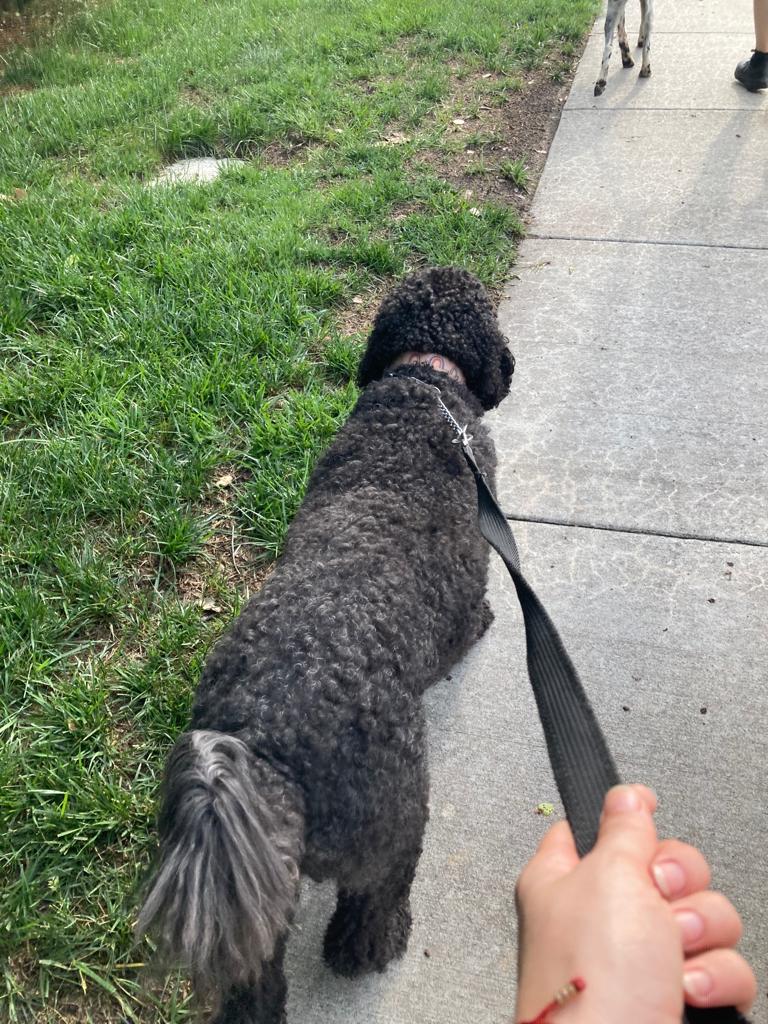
<box><xmin>0</xmin><ymin>0</ymin><xmax>597</xmax><ymax>1018</ymax></box>
<box><xmin>500</xmin><ymin>156</ymin><xmax>530</xmax><ymax>190</ymax></box>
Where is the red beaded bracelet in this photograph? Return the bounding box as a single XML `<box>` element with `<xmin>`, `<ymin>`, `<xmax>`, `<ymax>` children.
<box><xmin>518</xmin><ymin>977</ymin><xmax>586</xmax><ymax>1024</ymax></box>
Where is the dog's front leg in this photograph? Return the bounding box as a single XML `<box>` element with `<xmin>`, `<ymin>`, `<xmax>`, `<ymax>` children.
<box><xmin>211</xmin><ymin>938</ymin><xmax>288</xmax><ymax>1024</ymax></box>
<box><xmin>595</xmin><ymin>0</ymin><xmax>623</xmax><ymax>95</ymax></box>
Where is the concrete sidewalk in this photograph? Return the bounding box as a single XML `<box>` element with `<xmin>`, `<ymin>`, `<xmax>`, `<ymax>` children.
<box><xmin>287</xmin><ymin>3</ymin><xmax>768</xmax><ymax>1020</ymax></box>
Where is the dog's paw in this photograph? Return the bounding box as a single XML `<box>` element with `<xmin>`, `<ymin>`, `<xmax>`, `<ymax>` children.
<box><xmin>639</xmin><ymin>64</ymin><xmax>651</xmax><ymax>78</ymax></box>
<box><xmin>323</xmin><ymin>896</ymin><xmax>412</xmax><ymax>978</ymax></box>
<box><xmin>594</xmin><ymin>79</ymin><xmax>606</xmax><ymax>96</ymax></box>
<box><xmin>621</xmin><ymin>54</ymin><xmax>635</xmax><ymax>68</ymax></box>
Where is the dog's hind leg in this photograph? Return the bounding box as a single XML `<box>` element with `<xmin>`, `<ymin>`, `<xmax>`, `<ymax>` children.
<box><xmin>617</xmin><ymin>11</ymin><xmax>634</xmax><ymax>68</ymax></box>
<box><xmin>323</xmin><ymin>768</ymin><xmax>428</xmax><ymax>978</ymax></box>
<box><xmin>637</xmin><ymin>0</ymin><xmax>648</xmax><ymax>46</ymax></box>
<box><xmin>595</xmin><ymin>0</ymin><xmax>623</xmax><ymax>95</ymax></box>
<box><xmin>638</xmin><ymin>0</ymin><xmax>652</xmax><ymax>77</ymax></box>
<box><xmin>323</xmin><ymin>851</ymin><xmax>420</xmax><ymax>977</ymax></box>
<box><xmin>425</xmin><ymin>598</ymin><xmax>494</xmax><ymax>692</ymax></box>
<box><xmin>212</xmin><ymin>938</ymin><xmax>288</xmax><ymax>1024</ymax></box>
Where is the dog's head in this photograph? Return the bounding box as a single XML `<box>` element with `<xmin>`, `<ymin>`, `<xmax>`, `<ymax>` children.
<box><xmin>357</xmin><ymin>266</ymin><xmax>514</xmax><ymax>410</ymax></box>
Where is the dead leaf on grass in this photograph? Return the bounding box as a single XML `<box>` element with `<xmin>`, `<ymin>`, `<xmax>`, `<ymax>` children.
<box><xmin>215</xmin><ymin>473</ymin><xmax>235</xmax><ymax>489</ymax></box>
<box><xmin>376</xmin><ymin>131</ymin><xmax>410</xmax><ymax>146</ymax></box>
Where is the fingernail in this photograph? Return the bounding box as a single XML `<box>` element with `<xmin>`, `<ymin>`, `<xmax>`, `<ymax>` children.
<box><xmin>683</xmin><ymin>969</ymin><xmax>713</xmax><ymax>1000</ymax></box>
<box><xmin>605</xmin><ymin>785</ymin><xmax>642</xmax><ymax>813</ymax></box>
<box><xmin>674</xmin><ymin>909</ymin><xmax>705</xmax><ymax>944</ymax></box>
<box><xmin>652</xmin><ymin>859</ymin><xmax>687</xmax><ymax>898</ymax></box>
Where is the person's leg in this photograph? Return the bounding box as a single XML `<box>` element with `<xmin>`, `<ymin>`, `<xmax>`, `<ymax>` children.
<box><xmin>735</xmin><ymin>0</ymin><xmax>768</xmax><ymax>91</ymax></box>
<box><xmin>755</xmin><ymin>0</ymin><xmax>768</xmax><ymax>52</ymax></box>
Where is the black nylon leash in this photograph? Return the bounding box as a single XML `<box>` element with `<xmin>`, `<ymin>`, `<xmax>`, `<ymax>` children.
<box><xmin>461</xmin><ymin>444</ymin><xmax>748</xmax><ymax>1024</ymax></box>
<box><xmin>417</xmin><ymin>379</ymin><xmax>747</xmax><ymax>1024</ymax></box>
<box><xmin>465</xmin><ymin>443</ymin><xmax>619</xmax><ymax>856</ymax></box>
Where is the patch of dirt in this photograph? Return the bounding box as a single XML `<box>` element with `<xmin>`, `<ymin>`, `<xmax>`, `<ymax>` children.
<box><xmin>415</xmin><ymin>51</ymin><xmax>576</xmax><ymax>227</ymax></box>
<box><xmin>30</xmin><ymin>979</ymin><xmax>194</xmax><ymax>1024</ymax></box>
<box><xmin>0</xmin><ymin>0</ymin><xmax>78</xmax><ymax>57</ymax></box>
<box><xmin>0</xmin><ymin>79</ymin><xmax>34</xmax><ymax>95</ymax></box>
<box><xmin>0</xmin><ymin>5</ymin><xmax>32</xmax><ymax>53</ymax></box>
<box><xmin>174</xmin><ymin>464</ymin><xmax>275</xmax><ymax>607</ymax></box>
<box><xmin>176</xmin><ymin>524</ymin><xmax>274</xmax><ymax>607</ymax></box>
<box><xmin>326</xmin><ymin>50</ymin><xmax>581</xmax><ymax>336</ymax></box>
<box><xmin>334</xmin><ymin>283</ymin><xmax>389</xmax><ymax>340</ymax></box>
<box><xmin>179</xmin><ymin>83</ymin><xmax>212</xmax><ymax>107</ymax></box>
<box><xmin>255</xmin><ymin>139</ymin><xmax>318</xmax><ymax>166</ymax></box>
<box><xmin>119</xmin><ymin>466</ymin><xmax>275</xmax><ymax>616</ymax></box>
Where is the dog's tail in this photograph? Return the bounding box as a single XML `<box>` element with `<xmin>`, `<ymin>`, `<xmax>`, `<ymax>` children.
<box><xmin>137</xmin><ymin>729</ymin><xmax>304</xmax><ymax>1002</ymax></box>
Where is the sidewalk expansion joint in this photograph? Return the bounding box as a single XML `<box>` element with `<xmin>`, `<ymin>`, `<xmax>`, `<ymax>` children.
<box><xmin>503</xmin><ymin>512</ymin><xmax>768</xmax><ymax>549</ymax></box>
<box><xmin>565</xmin><ymin>105</ymin><xmax>767</xmax><ymax>113</ymax></box>
<box><xmin>527</xmin><ymin>232</ymin><xmax>768</xmax><ymax>252</ymax></box>
<box><xmin>590</xmin><ymin>30</ymin><xmax>757</xmax><ymax>35</ymax></box>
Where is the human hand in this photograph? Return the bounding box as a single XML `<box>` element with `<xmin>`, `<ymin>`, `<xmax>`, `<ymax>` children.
<box><xmin>515</xmin><ymin>785</ymin><xmax>756</xmax><ymax>1023</ymax></box>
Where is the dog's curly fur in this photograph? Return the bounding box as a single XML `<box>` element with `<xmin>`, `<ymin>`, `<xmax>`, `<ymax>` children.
<box><xmin>138</xmin><ymin>266</ymin><xmax>514</xmax><ymax>1023</ymax></box>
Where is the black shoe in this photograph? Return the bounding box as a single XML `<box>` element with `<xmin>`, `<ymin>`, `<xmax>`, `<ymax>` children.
<box><xmin>735</xmin><ymin>51</ymin><xmax>768</xmax><ymax>91</ymax></box>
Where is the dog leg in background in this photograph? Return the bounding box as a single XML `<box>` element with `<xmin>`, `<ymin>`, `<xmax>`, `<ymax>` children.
<box><xmin>474</xmin><ymin>597</ymin><xmax>495</xmax><ymax>641</ymax></box>
<box><xmin>638</xmin><ymin>0</ymin><xmax>653</xmax><ymax>77</ymax></box>
<box><xmin>422</xmin><ymin>599</ymin><xmax>495</xmax><ymax>695</ymax></box>
<box><xmin>137</xmin><ymin>731</ymin><xmax>304</xmax><ymax>1022</ymax></box>
<box><xmin>617</xmin><ymin>11</ymin><xmax>634</xmax><ymax>68</ymax></box>
<box><xmin>595</xmin><ymin>0</ymin><xmax>623</xmax><ymax>95</ymax></box>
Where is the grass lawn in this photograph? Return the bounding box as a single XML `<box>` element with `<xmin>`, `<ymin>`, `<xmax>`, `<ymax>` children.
<box><xmin>0</xmin><ymin>0</ymin><xmax>597</xmax><ymax>1018</ymax></box>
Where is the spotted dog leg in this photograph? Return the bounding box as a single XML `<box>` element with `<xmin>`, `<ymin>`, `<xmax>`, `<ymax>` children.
<box><xmin>595</xmin><ymin>0</ymin><xmax>626</xmax><ymax>96</ymax></box>
<box><xmin>618</xmin><ymin>12</ymin><xmax>634</xmax><ymax>68</ymax></box>
<box><xmin>638</xmin><ymin>0</ymin><xmax>653</xmax><ymax>77</ymax></box>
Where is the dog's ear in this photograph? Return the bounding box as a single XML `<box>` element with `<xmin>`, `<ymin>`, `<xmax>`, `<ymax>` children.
<box><xmin>356</xmin><ymin>280</ymin><xmax>415</xmax><ymax>391</ymax></box>
<box><xmin>476</xmin><ymin>344</ymin><xmax>515</xmax><ymax>410</ymax></box>
<box><xmin>357</xmin><ymin>340</ymin><xmax>384</xmax><ymax>392</ymax></box>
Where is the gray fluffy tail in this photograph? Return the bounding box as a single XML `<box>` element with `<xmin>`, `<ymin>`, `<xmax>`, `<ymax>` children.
<box><xmin>137</xmin><ymin>730</ymin><xmax>304</xmax><ymax>1001</ymax></box>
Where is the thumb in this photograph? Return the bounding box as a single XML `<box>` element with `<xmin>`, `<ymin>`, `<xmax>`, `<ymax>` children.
<box><xmin>592</xmin><ymin>784</ymin><xmax>658</xmax><ymax>866</ymax></box>
<box><xmin>518</xmin><ymin>820</ymin><xmax>580</xmax><ymax>896</ymax></box>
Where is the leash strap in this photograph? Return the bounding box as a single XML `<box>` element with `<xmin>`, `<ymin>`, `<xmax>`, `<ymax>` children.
<box><xmin>453</xmin><ymin>436</ymin><xmax>748</xmax><ymax>1024</ymax></box>
<box><xmin>460</xmin><ymin>441</ymin><xmax>619</xmax><ymax>856</ymax></box>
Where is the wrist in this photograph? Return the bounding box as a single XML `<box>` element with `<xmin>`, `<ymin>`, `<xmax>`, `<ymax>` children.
<box><xmin>516</xmin><ymin>974</ymin><xmax>682</xmax><ymax>1024</ymax></box>
<box><xmin>517</xmin><ymin>977</ymin><xmax>586</xmax><ymax>1024</ymax></box>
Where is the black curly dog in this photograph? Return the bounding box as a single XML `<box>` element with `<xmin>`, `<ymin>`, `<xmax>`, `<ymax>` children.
<box><xmin>138</xmin><ymin>267</ymin><xmax>514</xmax><ymax>1023</ymax></box>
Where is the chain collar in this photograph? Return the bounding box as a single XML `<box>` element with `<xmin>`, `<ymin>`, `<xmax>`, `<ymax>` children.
<box><xmin>386</xmin><ymin>372</ymin><xmax>476</xmax><ymax>460</ymax></box>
